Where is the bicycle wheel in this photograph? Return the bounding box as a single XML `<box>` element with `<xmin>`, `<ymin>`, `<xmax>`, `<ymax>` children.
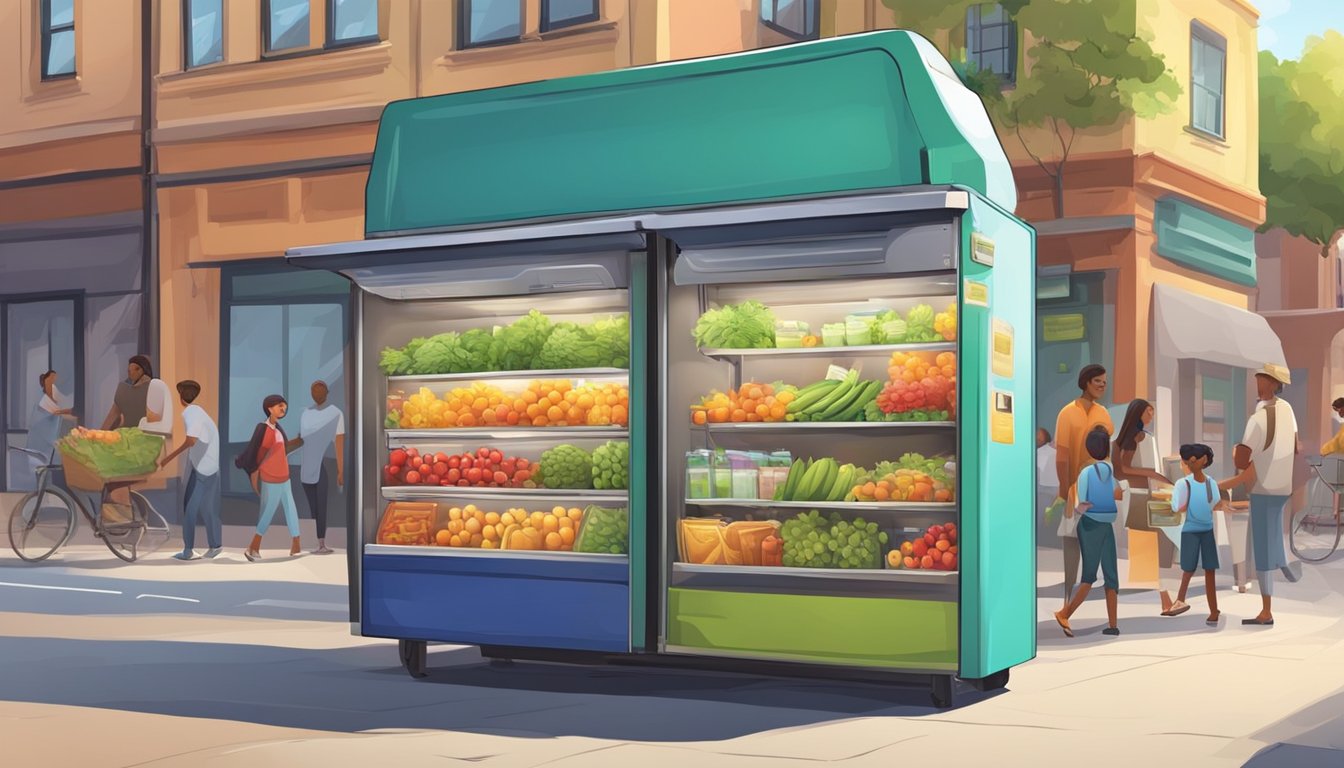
<box><xmin>129</xmin><ymin>492</ymin><xmax>170</xmax><ymax>556</ymax></box>
<box><xmin>1290</xmin><ymin>483</ymin><xmax>1342</xmax><ymax>563</ymax></box>
<box><xmin>8</xmin><ymin>489</ymin><xmax>77</xmax><ymax>562</ymax></box>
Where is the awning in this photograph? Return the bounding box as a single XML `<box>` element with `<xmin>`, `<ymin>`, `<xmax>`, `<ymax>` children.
<box><xmin>1152</xmin><ymin>283</ymin><xmax>1285</xmax><ymax>369</ymax></box>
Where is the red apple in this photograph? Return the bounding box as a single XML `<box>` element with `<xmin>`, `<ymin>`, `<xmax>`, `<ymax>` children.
<box><xmin>516</xmin><ymin>458</ymin><xmax>530</xmax><ymax>470</ymax></box>
<box><xmin>477</xmin><ymin>447</ymin><xmax>491</xmax><ymax>460</ymax></box>
<box><xmin>921</xmin><ymin>555</ymin><xmax>934</xmax><ymax>569</ymax></box>
<box><xmin>493</xmin><ymin>471</ymin><xmax>508</xmax><ymax>485</ymax></box>
<box><xmin>448</xmin><ymin>456</ymin><xmax>461</xmax><ymax>469</ymax></box>
<box><xmin>434</xmin><ymin>452</ymin><xmax>450</xmax><ymax>465</ymax></box>
<box><xmin>446</xmin><ymin>468</ymin><xmax>461</xmax><ymax>484</ymax></box>
<box><xmin>489</xmin><ymin>449</ymin><xmax>503</xmax><ymax>465</ymax></box>
<box><xmin>389</xmin><ymin>449</ymin><xmax>408</xmax><ymax>467</ymax></box>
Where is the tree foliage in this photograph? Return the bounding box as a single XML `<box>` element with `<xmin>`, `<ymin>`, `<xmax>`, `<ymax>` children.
<box><xmin>1259</xmin><ymin>33</ymin><xmax>1344</xmax><ymax>257</ymax></box>
<box><xmin>883</xmin><ymin>0</ymin><xmax>1180</xmax><ymax>218</ymax></box>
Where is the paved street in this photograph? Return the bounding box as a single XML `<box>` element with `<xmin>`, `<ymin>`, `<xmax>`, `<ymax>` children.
<box><xmin>2</xmin><ymin>528</ymin><xmax>1344</xmax><ymax>767</ymax></box>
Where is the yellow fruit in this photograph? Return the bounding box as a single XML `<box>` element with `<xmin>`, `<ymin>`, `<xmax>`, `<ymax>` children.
<box><xmin>545</xmin><ymin>532</ymin><xmax>563</xmax><ymax>550</ymax></box>
<box><xmin>481</xmin><ymin>540</ymin><xmax>497</xmax><ymax>549</ymax></box>
<box><xmin>543</xmin><ymin>515</ymin><xmax>559</xmax><ymax>534</ymax></box>
<box><xmin>485</xmin><ymin>512</ymin><xmax>501</xmax><ymax>526</ymax></box>
<box><xmin>465</xmin><ymin>518</ymin><xmax>482</xmax><ymax>535</ymax></box>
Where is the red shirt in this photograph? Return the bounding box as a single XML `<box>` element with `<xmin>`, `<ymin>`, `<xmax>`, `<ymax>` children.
<box><xmin>257</xmin><ymin>425</ymin><xmax>290</xmax><ymax>483</ymax></box>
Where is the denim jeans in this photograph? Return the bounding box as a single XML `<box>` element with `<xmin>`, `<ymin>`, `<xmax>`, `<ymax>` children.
<box><xmin>257</xmin><ymin>480</ymin><xmax>301</xmax><ymax>538</ymax></box>
<box><xmin>182</xmin><ymin>469</ymin><xmax>221</xmax><ymax>551</ymax></box>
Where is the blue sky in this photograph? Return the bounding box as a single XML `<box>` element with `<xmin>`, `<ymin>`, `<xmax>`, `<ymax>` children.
<box><xmin>1258</xmin><ymin>0</ymin><xmax>1344</xmax><ymax>59</ymax></box>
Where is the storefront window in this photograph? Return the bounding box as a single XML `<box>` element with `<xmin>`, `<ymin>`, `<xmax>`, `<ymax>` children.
<box><xmin>185</xmin><ymin>0</ymin><xmax>225</xmax><ymax>68</ymax></box>
<box><xmin>221</xmin><ymin>266</ymin><xmax>350</xmax><ymax>502</ymax></box>
<box><xmin>1036</xmin><ymin>272</ymin><xmax>1115</xmax><ymax>429</ymax></box>
<box><xmin>541</xmin><ymin>0</ymin><xmax>598</xmax><ymax>32</ymax></box>
<box><xmin>329</xmin><ymin>0</ymin><xmax>379</xmax><ymax>45</ymax></box>
<box><xmin>41</xmin><ymin>0</ymin><xmax>76</xmax><ymax>78</ymax></box>
<box><xmin>265</xmin><ymin>0</ymin><xmax>311</xmax><ymax>52</ymax></box>
<box><xmin>3</xmin><ymin>298</ymin><xmax>80</xmax><ymax>491</ymax></box>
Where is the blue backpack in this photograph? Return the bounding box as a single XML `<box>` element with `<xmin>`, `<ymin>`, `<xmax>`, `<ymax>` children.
<box><xmin>1083</xmin><ymin>462</ymin><xmax>1117</xmax><ymax>511</ymax></box>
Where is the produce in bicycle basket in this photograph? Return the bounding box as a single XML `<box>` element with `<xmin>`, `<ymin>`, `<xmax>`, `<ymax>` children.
<box><xmin>60</xmin><ymin>427</ymin><xmax>164</xmax><ymax>478</ymax></box>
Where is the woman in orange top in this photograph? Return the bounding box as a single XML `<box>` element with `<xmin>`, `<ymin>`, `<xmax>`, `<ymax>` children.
<box><xmin>234</xmin><ymin>394</ymin><xmax>304</xmax><ymax>560</ymax></box>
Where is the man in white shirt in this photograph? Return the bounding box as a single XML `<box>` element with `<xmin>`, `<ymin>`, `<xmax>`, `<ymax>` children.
<box><xmin>1221</xmin><ymin>363</ymin><xmax>1301</xmax><ymax>627</ymax></box>
<box><xmin>160</xmin><ymin>380</ymin><xmax>221</xmax><ymax>560</ymax></box>
<box><xmin>139</xmin><ymin>376</ymin><xmax>174</xmax><ymax>438</ymax></box>
<box><xmin>295</xmin><ymin>380</ymin><xmax>344</xmax><ymax>555</ymax></box>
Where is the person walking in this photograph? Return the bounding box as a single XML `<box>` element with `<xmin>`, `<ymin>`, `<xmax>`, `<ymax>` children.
<box><xmin>159</xmin><ymin>381</ymin><xmax>222</xmax><ymax>560</ymax></box>
<box><xmin>296</xmin><ymin>380</ymin><xmax>345</xmax><ymax>555</ymax></box>
<box><xmin>1113</xmin><ymin>398</ymin><xmax>1178</xmax><ymax>614</ymax></box>
<box><xmin>1219</xmin><ymin>363</ymin><xmax>1301</xmax><ymax>627</ymax></box>
<box><xmin>1168</xmin><ymin>444</ymin><xmax>1224</xmax><ymax>625</ymax></box>
<box><xmin>235</xmin><ymin>394</ymin><xmax>304</xmax><ymax>561</ymax></box>
<box><xmin>1037</xmin><ymin>428</ymin><xmax>1060</xmax><ymax>546</ymax></box>
<box><xmin>1054</xmin><ymin>426</ymin><xmax>1125</xmax><ymax>637</ymax></box>
<box><xmin>1049</xmin><ymin>364</ymin><xmax>1114</xmax><ymax>605</ymax></box>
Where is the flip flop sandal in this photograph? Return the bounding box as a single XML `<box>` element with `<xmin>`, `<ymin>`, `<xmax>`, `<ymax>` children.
<box><xmin>1054</xmin><ymin>612</ymin><xmax>1074</xmax><ymax>638</ymax></box>
<box><xmin>1241</xmin><ymin>617</ymin><xmax>1274</xmax><ymax>626</ymax></box>
<box><xmin>1164</xmin><ymin>602</ymin><xmax>1192</xmax><ymax>617</ymax></box>
<box><xmin>1206</xmin><ymin>615</ymin><xmax>1221</xmax><ymax>626</ymax></box>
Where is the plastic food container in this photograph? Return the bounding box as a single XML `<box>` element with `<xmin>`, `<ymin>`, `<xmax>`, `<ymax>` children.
<box><xmin>685</xmin><ymin>450</ymin><xmax>713</xmax><ymax>499</ymax></box>
<box><xmin>758</xmin><ymin>466</ymin><xmax>790</xmax><ymax>500</ymax></box>
<box><xmin>775</xmin><ymin>330</ymin><xmax>806</xmax><ymax>348</ymax></box>
<box><xmin>821</xmin><ymin>323</ymin><xmax>846</xmax><ymax>347</ymax></box>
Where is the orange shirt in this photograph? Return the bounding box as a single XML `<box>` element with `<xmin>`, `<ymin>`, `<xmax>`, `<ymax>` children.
<box><xmin>258</xmin><ymin>425</ymin><xmax>290</xmax><ymax>484</ymax></box>
<box><xmin>1054</xmin><ymin>399</ymin><xmax>1114</xmax><ymax>506</ymax></box>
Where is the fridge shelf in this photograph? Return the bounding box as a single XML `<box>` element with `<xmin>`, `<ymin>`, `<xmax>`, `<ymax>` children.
<box><xmin>697</xmin><ymin>421</ymin><xmax>955</xmax><ymax>433</ymax></box>
<box><xmin>387</xmin><ymin>427</ymin><xmax>628</xmax><ymax>442</ymax></box>
<box><xmin>387</xmin><ymin>367</ymin><xmax>628</xmax><ymax>385</ymax></box>
<box><xmin>382</xmin><ymin>486</ymin><xmax>628</xmax><ymax>503</ymax></box>
<box><xmin>672</xmin><ymin>562</ymin><xmax>958</xmax><ymax>585</ymax></box>
<box><xmin>699</xmin><ymin>342</ymin><xmax>955</xmax><ymax>361</ymax></box>
<box><xmin>685</xmin><ymin>499</ymin><xmax>957</xmax><ymax>513</ymax></box>
<box><xmin>366</xmin><ymin>543</ymin><xmax>627</xmax><ymax>565</ymax></box>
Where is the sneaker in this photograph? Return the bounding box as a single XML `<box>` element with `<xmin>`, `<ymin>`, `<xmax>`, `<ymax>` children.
<box><xmin>204</xmin><ymin>548</ymin><xmax>223</xmax><ymax>559</ymax></box>
<box><xmin>313</xmin><ymin>546</ymin><xmax>334</xmax><ymax>555</ymax></box>
<box><xmin>1102</xmin><ymin>627</ymin><xmax>1121</xmax><ymax>636</ymax></box>
<box><xmin>172</xmin><ymin>551</ymin><xmax>197</xmax><ymax>561</ymax></box>
<box><xmin>244</xmin><ymin>549</ymin><xmax>260</xmax><ymax>562</ymax></box>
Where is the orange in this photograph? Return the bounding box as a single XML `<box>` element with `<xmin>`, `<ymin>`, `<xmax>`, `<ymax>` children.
<box><xmin>543</xmin><ymin>515</ymin><xmax>560</xmax><ymax>534</ymax></box>
<box><xmin>532</xmin><ymin>415</ymin><xmax>549</xmax><ymax>427</ymax></box>
<box><xmin>448</xmin><ymin>519</ymin><xmax>464</xmax><ymax>534</ymax></box>
<box><xmin>470</xmin><ymin>533</ymin><xmax>484</xmax><ymax>547</ymax></box>
<box><xmin>558</xmin><ymin>516</ymin><xmax>574</xmax><ymax>530</ymax></box>
<box><xmin>435</xmin><ymin>529</ymin><xmax>451</xmax><ymax>546</ymax></box>
<box><xmin>545</xmin><ymin>532</ymin><xmax>563</xmax><ymax>550</ymax></box>
<box><xmin>547</xmin><ymin>391</ymin><xmax>564</xmax><ymax>405</ymax></box>
<box><xmin>449</xmin><ymin>534</ymin><xmax>463</xmax><ymax>547</ymax></box>
<box><xmin>458</xmin><ymin>413</ymin><xmax>477</xmax><ymax>427</ymax></box>
<box><xmin>482</xmin><ymin>526</ymin><xmax>499</xmax><ymax>542</ymax></box>
<box><xmin>485</xmin><ymin>511</ymin><xmax>501</xmax><ymax>526</ymax></box>
<box><xmin>547</xmin><ymin>405</ymin><xmax>565</xmax><ymax>422</ymax></box>
<box><xmin>692</xmin><ymin>410</ymin><xmax>708</xmax><ymax>425</ymax></box>
<box><xmin>464</xmin><ymin>518</ymin><xmax>482</xmax><ymax>535</ymax></box>
<box><xmin>560</xmin><ymin>527</ymin><xmax>576</xmax><ymax>544</ymax></box>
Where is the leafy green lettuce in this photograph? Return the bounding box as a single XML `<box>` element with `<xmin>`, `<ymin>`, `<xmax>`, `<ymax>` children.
<box><xmin>692</xmin><ymin>301</ymin><xmax>776</xmax><ymax>349</ymax></box>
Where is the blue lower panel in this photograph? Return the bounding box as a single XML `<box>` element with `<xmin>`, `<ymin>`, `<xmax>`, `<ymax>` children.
<box><xmin>362</xmin><ymin>553</ymin><xmax>631</xmax><ymax>652</ymax></box>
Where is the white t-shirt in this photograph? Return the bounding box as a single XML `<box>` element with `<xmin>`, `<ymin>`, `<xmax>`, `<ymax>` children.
<box><xmin>180</xmin><ymin>403</ymin><xmax>220</xmax><ymax>477</ymax></box>
<box><xmin>1242</xmin><ymin>399</ymin><xmax>1298</xmax><ymax>496</ymax></box>
<box><xmin>1037</xmin><ymin>444</ymin><xmax>1058</xmax><ymax>490</ymax></box>
<box><xmin>138</xmin><ymin>378</ymin><xmax>174</xmax><ymax>436</ymax></box>
<box><xmin>298</xmin><ymin>404</ymin><xmax>345</xmax><ymax>484</ymax></box>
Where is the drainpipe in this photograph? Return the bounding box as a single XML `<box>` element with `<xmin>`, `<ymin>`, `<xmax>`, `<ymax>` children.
<box><xmin>140</xmin><ymin>0</ymin><xmax>159</xmax><ymax>362</ymax></box>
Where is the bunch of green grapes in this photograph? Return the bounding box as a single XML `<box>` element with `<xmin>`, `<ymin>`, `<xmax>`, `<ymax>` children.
<box><xmin>781</xmin><ymin>511</ymin><xmax>889</xmax><ymax>569</ymax></box>
<box><xmin>781</xmin><ymin>510</ymin><xmax>833</xmax><ymax>568</ymax></box>
<box><xmin>831</xmin><ymin>516</ymin><xmax>888</xmax><ymax>569</ymax></box>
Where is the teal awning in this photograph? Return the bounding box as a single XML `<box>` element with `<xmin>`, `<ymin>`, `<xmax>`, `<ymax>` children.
<box><xmin>364</xmin><ymin>30</ymin><xmax>1016</xmax><ymax>235</ymax></box>
<box><xmin>1154</xmin><ymin>197</ymin><xmax>1257</xmax><ymax>286</ymax></box>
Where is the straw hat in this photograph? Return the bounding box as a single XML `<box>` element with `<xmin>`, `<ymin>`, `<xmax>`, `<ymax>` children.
<box><xmin>1255</xmin><ymin>363</ymin><xmax>1291</xmax><ymax>386</ymax></box>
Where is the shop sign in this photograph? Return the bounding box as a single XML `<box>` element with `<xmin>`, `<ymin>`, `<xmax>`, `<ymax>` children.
<box><xmin>1043</xmin><ymin>313</ymin><xmax>1085</xmax><ymax>342</ymax></box>
<box><xmin>964</xmin><ymin>279</ymin><xmax>989</xmax><ymax>307</ymax></box>
<box><xmin>971</xmin><ymin>233</ymin><xmax>995</xmax><ymax>266</ymax></box>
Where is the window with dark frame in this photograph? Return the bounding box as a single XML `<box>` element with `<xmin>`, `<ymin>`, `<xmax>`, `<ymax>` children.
<box><xmin>264</xmin><ymin>0</ymin><xmax>311</xmax><ymax>53</ymax></box>
<box><xmin>328</xmin><ymin>0</ymin><xmax>380</xmax><ymax>46</ymax></box>
<box><xmin>965</xmin><ymin>3</ymin><xmax>1017</xmax><ymax>84</ymax></box>
<box><xmin>184</xmin><ymin>0</ymin><xmax>224</xmax><ymax>69</ymax></box>
<box><xmin>541</xmin><ymin>0</ymin><xmax>599</xmax><ymax>32</ymax></box>
<box><xmin>1190</xmin><ymin>22</ymin><xmax>1227</xmax><ymax>139</ymax></box>
<box><xmin>41</xmin><ymin>0</ymin><xmax>76</xmax><ymax>79</ymax></box>
<box><xmin>460</xmin><ymin>0</ymin><xmax>522</xmax><ymax>49</ymax></box>
<box><xmin>760</xmin><ymin>0</ymin><xmax>819</xmax><ymax>41</ymax></box>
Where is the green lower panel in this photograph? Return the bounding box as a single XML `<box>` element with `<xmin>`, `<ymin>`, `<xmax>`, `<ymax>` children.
<box><xmin>667</xmin><ymin>588</ymin><xmax>957</xmax><ymax>671</ymax></box>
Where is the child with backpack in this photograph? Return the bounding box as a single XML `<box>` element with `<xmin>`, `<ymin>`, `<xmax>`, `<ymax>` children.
<box><xmin>1055</xmin><ymin>426</ymin><xmax>1125</xmax><ymax>637</ymax></box>
<box><xmin>1164</xmin><ymin>443</ymin><xmax>1223</xmax><ymax>625</ymax></box>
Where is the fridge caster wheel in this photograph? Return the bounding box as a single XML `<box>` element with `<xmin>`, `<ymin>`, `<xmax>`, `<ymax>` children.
<box><xmin>930</xmin><ymin>675</ymin><xmax>954</xmax><ymax>709</ymax></box>
<box><xmin>964</xmin><ymin>668</ymin><xmax>1010</xmax><ymax>692</ymax></box>
<box><xmin>399</xmin><ymin>639</ymin><xmax>428</xmax><ymax>679</ymax></box>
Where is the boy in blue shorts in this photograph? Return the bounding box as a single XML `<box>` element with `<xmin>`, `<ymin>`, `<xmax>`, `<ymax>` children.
<box><xmin>1168</xmin><ymin>443</ymin><xmax>1222</xmax><ymax>625</ymax></box>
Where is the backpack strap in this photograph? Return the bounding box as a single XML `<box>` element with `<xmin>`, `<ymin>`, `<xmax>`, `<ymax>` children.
<box><xmin>1264</xmin><ymin>402</ymin><xmax>1277</xmax><ymax>452</ymax></box>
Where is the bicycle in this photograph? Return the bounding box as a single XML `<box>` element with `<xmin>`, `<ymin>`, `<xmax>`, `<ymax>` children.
<box><xmin>1290</xmin><ymin>455</ymin><xmax>1344</xmax><ymax>563</ymax></box>
<box><xmin>7</xmin><ymin>445</ymin><xmax>170</xmax><ymax>563</ymax></box>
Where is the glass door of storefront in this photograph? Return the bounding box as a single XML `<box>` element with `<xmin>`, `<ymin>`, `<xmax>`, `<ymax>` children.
<box><xmin>1</xmin><ymin>296</ymin><xmax>82</xmax><ymax>491</ymax></box>
<box><xmin>220</xmin><ymin>265</ymin><xmax>352</xmax><ymax>525</ymax></box>
<box><xmin>1036</xmin><ymin>272</ymin><xmax>1114</xmax><ymax>428</ymax></box>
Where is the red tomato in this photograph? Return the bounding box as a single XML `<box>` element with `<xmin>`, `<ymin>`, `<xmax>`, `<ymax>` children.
<box><xmin>446</xmin><ymin>468</ymin><xmax>461</xmax><ymax>484</ymax></box>
<box><xmin>456</xmin><ymin>479</ymin><xmax>469</xmax><ymax>487</ymax></box>
<box><xmin>515</xmin><ymin>458</ymin><xmax>530</xmax><ymax>470</ymax></box>
<box><xmin>930</xmin><ymin>525</ymin><xmax>944</xmax><ymax>536</ymax></box>
<box><xmin>515</xmin><ymin>469</ymin><xmax>531</xmax><ymax>483</ymax></box>
<box><xmin>405</xmin><ymin>470</ymin><xmax>422</xmax><ymax>484</ymax></box>
<box><xmin>434</xmin><ymin>452</ymin><xmax>450</xmax><ymax>465</ymax></box>
<box><xmin>432</xmin><ymin>462</ymin><xmax>449</xmax><ymax>477</ymax></box>
<box><xmin>417</xmin><ymin>463</ymin><xmax>430</xmax><ymax>475</ymax></box>
<box><xmin>461</xmin><ymin>456</ymin><xmax>474</xmax><ymax>469</ymax></box>
<box><xmin>389</xmin><ymin>449</ymin><xmax>408</xmax><ymax>467</ymax></box>
<box><xmin>406</xmin><ymin>448</ymin><xmax>420</xmax><ymax>460</ymax></box>
<box><xmin>477</xmin><ymin>447</ymin><xmax>491</xmax><ymax>460</ymax></box>
<box><xmin>924</xmin><ymin>533</ymin><xmax>937</xmax><ymax>548</ymax></box>
<box><xmin>489</xmin><ymin>450</ymin><xmax>503</xmax><ymax>465</ymax></box>
<box><xmin>448</xmin><ymin>456</ymin><xmax>461</xmax><ymax>469</ymax></box>
<box><xmin>466</xmin><ymin>467</ymin><xmax>483</xmax><ymax>483</ymax></box>
<box><xmin>425</xmin><ymin>474</ymin><xmax>440</xmax><ymax>486</ymax></box>
<box><xmin>493</xmin><ymin>471</ymin><xmax>508</xmax><ymax>485</ymax></box>
<box><xmin>501</xmin><ymin>459</ymin><xmax>516</xmax><ymax>475</ymax></box>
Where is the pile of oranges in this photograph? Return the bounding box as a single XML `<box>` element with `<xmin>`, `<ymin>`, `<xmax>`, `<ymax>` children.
<box><xmin>435</xmin><ymin>504</ymin><xmax>584</xmax><ymax>551</ymax></box>
<box><xmin>690</xmin><ymin>382</ymin><xmax>796</xmax><ymax>425</ymax></box>
<box><xmin>397</xmin><ymin>379</ymin><xmax>629</xmax><ymax>429</ymax></box>
<box><xmin>887</xmin><ymin>350</ymin><xmax>957</xmax><ymax>383</ymax></box>
<box><xmin>933</xmin><ymin>302</ymin><xmax>957</xmax><ymax>341</ymax></box>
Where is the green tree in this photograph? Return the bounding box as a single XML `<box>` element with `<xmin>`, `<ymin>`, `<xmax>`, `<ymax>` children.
<box><xmin>1259</xmin><ymin>33</ymin><xmax>1344</xmax><ymax>258</ymax></box>
<box><xmin>884</xmin><ymin>0</ymin><xmax>1180</xmax><ymax>219</ymax></box>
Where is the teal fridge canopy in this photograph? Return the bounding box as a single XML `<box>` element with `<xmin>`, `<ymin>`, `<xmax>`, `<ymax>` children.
<box><xmin>364</xmin><ymin>30</ymin><xmax>1017</xmax><ymax>236</ymax></box>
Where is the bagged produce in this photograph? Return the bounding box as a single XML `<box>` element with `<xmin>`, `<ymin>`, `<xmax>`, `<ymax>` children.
<box><xmin>725</xmin><ymin>520</ymin><xmax>781</xmax><ymax>566</ymax></box>
<box><xmin>575</xmin><ymin>505</ymin><xmax>629</xmax><ymax>554</ymax></box>
<box><xmin>377</xmin><ymin>502</ymin><xmax>437</xmax><ymax>546</ymax></box>
<box><xmin>678</xmin><ymin>517</ymin><xmax>727</xmax><ymax>564</ymax></box>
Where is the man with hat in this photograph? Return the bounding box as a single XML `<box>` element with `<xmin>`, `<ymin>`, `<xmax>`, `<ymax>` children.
<box><xmin>1220</xmin><ymin>363</ymin><xmax>1301</xmax><ymax>626</ymax></box>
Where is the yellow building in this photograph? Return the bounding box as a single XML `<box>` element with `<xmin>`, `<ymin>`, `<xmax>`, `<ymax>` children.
<box><xmin>0</xmin><ymin>0</ymin><xmax>150</xmax><ymax>492</ymax></box>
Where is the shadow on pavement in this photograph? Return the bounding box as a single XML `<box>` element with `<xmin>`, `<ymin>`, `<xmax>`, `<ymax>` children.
<box><xmin>0</xmin><ymin>636</ymin><xmax>998</xmax><ymax>740</ymax></box>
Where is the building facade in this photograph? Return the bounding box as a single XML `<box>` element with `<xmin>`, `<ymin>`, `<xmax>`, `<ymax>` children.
<box><xmin>0</xmin><ymin>0</ymin><xmax>151</xmax><ymax>491</ymax></box>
